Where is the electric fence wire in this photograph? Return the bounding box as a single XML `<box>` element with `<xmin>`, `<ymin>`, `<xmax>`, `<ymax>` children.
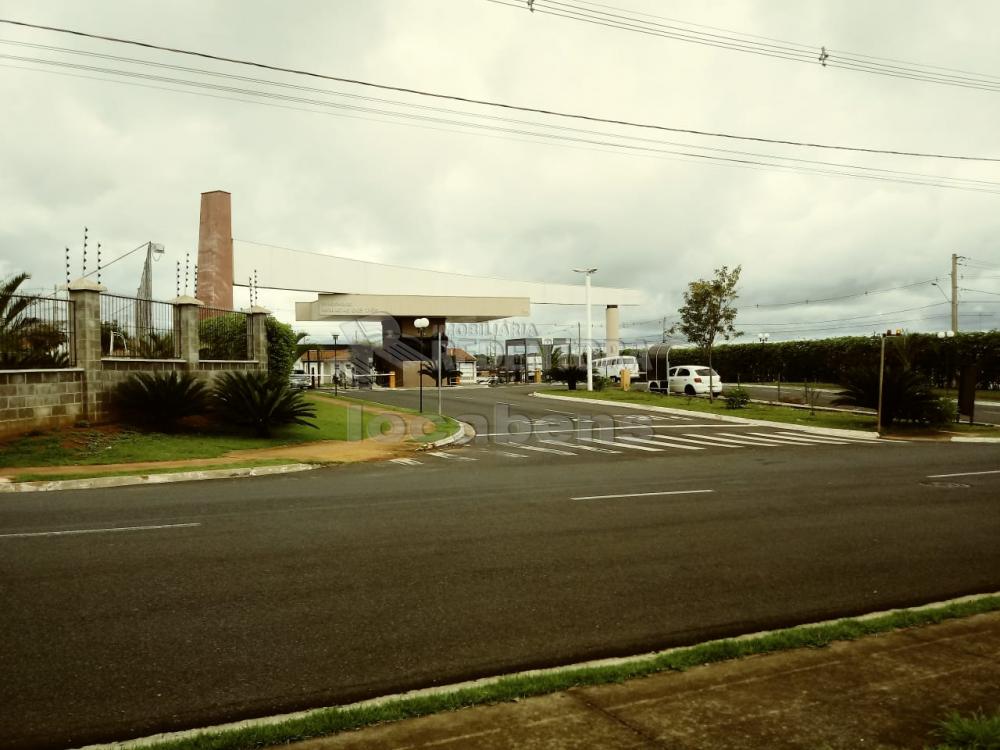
<box><xmin>1</xmin><ymin>17</ymin><xmax>999</xmax><ymax>164</ymax></box>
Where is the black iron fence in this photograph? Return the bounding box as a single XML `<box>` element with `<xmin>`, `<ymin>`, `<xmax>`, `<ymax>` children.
<box><xmin>197</xmin><ymin>307</ymin><xmax>253</xmax><ymax>360</ymax></box>
<box><xmin>100</xmin><ymin>293</ymin><xmax>179</xmax><ymax>359</ymax></box>
<box><xmin>0</xmin><ymin>294</ymin><xmax>75</xmax><ymax>368</ymax></box>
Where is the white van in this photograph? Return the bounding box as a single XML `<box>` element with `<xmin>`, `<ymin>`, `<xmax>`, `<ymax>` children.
<box><xmin>592</xmin><ymin>355</ymin><xmax>640</xmax><ymax>383</ymax></box>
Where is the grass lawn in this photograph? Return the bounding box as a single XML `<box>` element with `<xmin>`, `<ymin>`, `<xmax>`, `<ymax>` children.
<box><xmin>543</xmin><ymin>388</ymin><xmax>878</xmax><ymax>431</ymax></box>
<box><xmin>0</xmin><ymin>395</ymin><xmax>378</xmax><ymax>469</ymax></box>
<box><xmin>747</xmin><ymin>380</ymin><xmax>843</xmax><ymax>390</ymax></box>
<box><xmin>329</xmin><ymin>393</ymin><xmax>462</xmax><ymax>444</ymax></box>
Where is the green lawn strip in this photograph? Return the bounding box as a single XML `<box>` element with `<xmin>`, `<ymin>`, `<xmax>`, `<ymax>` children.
<box><xmin>323</xmin><ymin>393</ymin><xmax>461</xmax><ymax>443</ymax></box>
<box><xmin>0</xmin><ymin>396</ymin><xmax>370</xmax><ymax>469</ymax></box>
<box><xmin>748</xmin><ymin>380</ymin><xmax>843</xmax><ymax>390</ymax></box>
<box><xmin>935</xmin><ymin>388</ymin><xmax>1000</xmax><ymax>403</ymax></box>
<box><xmin>148</xmin><ymin>595</ymin><xmax>1000</xmax><ymax>750</ymax></box>
<box><xmin>9</xmin><ymin>459</ymin><xmax>294</xmax><ymax>483</ymax></box>
<box><xmin>929</xmin><ymin>709</ymin><xmax>1000</xmax><ymax>749</ymax></box>
<box><xmin>542</xmin><ymin>389</ymin><xmax>877</xmax><ymax>431</ymax></box>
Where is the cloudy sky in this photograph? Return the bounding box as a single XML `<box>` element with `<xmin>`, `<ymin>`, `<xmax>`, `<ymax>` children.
<box><xmin>1</xmin><ymin>0</ymin><xmax>999</xmax><ymax>347</ymax></box>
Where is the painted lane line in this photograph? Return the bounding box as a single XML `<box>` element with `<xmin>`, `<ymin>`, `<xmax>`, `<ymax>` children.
<box><xmin>496</xmin><ymin>451</ymin><xmax>529</xmax><ymax>458</ymax></box>
<box><xmin>498</xmin><ymin>443</ymin><xmax>577</xmax><ymax>456</ymax></box>
<box><xmin>680</xmin><ymin>433</ymin><xmax>761</xmax><ymax>447</ymax></box>
<box><xmin>572</xmin><ymin>489</ymin><xmax>714</xmax><ymax>501</ymax></box>
<box><xmin>0</xmin><ymin>522</ymin><xmax>201</xmax><ymax>539</ymax></box>
<box><xmin>649</xmin><ymin>434</ymin><xmax>741</xmax><ymax>448</ymax></box>
<box><xmin>926</xmin><ymin>469</ymin><xmax>1000</xmax><ymax>479</ymax></box>
<box><xmin>578</xmin><ymin>437</ymin><xmax>663</xmax><ymax>452</ymax></box>
<box><xmin>539</xmin><ymin>439</ymin><xmax>621</xmax><ymax>453</ymax></box>
<box><xmin>746</xmin><ymin>431</ymin><xmax>851</xmax><ymax>446</ymax></box>
<box><xmin>773</xmin><ymin>431</ymin><xmax>880</xmax><ymax>445</ymax></box>
<box><xmin>390</xmin><ymin>458</ymin><xmax>422</xmax><ymax>466</ymax></box>
<box><xmin>427</xmin><ymin>452</ymin><xmax>477</xmax><ymax>461</ymax></box>
<box><xmin>620</xmin><ymin>435</ymin><xmax>703</xmax><ymax>450</ymax></box>
<box><xmin>713</xmin><ymin>432</ymin><xmax>788</xmax><ymax>446</ymax></box>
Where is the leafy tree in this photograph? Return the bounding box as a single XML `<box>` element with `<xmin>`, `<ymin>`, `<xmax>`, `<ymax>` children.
<box><xmin>212</xmin><ymin>371</ymin><xmax>317</xmax><ymax>437</ymax></box>
<box><xmin>199</xmin><ymin>313</ymin><xmax>250</xmax><ymax>360</ymax></box>
<box><xmin>265</xmin><ymin>316</ymin><xmax>302</xmax><ymax>381</ymax></box>
<box><xmin>113</xmin><ymin>371</ymin><xmax>210</xmax><ymax>431</ymax></box>
<box><xmin>673</xmin><ymin>265</ymin><xmax>742</xmax><ymax>400</ymax></box>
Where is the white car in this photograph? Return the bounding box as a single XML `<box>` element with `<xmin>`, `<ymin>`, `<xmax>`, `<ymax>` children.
<box><xmin>650</xmin><ymin>365</ymin><xmax>724</xmax><ymax>396</ymax></box>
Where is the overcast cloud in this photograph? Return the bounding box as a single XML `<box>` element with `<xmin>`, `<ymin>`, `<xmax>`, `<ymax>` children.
<box><xmin>1</xmin><ymin>0</ymin><xmax>998</xmax><ymax>346</ymax></box>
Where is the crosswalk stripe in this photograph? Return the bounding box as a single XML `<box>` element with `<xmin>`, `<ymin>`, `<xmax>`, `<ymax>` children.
<box><xmin>390</xmin><ymin>458</ymin><xmax>422</xmax><ymax>466</ymax></box>
<box><xmin>619</xmin><ymin>435</ymin><xmax>702</xmax><ymax>450</ymax></box>
<box><xmin>773</xmin><ymin>431</ymin><xmax>871</xmax><ymax>445</ymax></box>
<box><xmin>579</xmin><ymin>437</ymin><xmax>663</xmax><ymax>452</ymax></box>
<box><xmin>750</xmin><ymin>431</ymin><xmax>850</xmax><ymax>445</ymax></box>
<box><xmin>540</xmin><ymin>439</ymin><xmax>621</xmax><ymax>453</ymax></box>
<box><xmin>713</xmin><ymin>432</ymin><xmax>788</xmax><ymax>446</ymax></box>
<box><xmin>680</xmin><ymin>433</ymin><xmax>760</xmax><ymax>446</ymax></box>
<box><xmin>427</xmin><ymin>451</ymin><xmax>477</xmax><ymax>461</ymax></box>
<box><xmin>649</xmin><ymin>434</ymin><xmax>741</xmax><ymax>448</ymax></box>
<box><xmin>496</xmin><ymin>451</ymin><xmax>530</xmax><ymax>458</ymax></box>
<box><xmin>500</xmin><ymin>442</ymin><xmax>577</xmax><ymax>456</ymax></box>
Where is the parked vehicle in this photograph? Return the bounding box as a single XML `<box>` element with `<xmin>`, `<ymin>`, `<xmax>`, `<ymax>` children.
<box><xmin>591</xmin><ymin>355</ymin><xmax>641</xmax><ymax>383</ymax></box>
<box><xmin>649</xmin><ymin>365</ymin><xmax>724</xmax><ymax>396</ymax></box>
<box><xmin>289</xmin><ymin>370</ymin><xmax>311</xmax><ymax>390</ymax></box>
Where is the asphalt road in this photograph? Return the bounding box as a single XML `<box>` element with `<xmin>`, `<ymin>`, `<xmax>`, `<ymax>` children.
<box><xmin>2</xmin><ymin>386</ymin><xmax>998</xmax><ymax>749</ymax></box>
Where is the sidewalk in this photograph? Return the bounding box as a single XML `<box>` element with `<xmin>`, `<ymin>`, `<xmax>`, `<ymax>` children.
<box><xmin>291</xmin><ymin>611</ymin><xmax>1000</xmax><ymax>750</ymax></box>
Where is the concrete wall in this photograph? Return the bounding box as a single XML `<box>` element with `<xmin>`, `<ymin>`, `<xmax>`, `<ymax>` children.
<box><xmin>0</xmin><ymin>282</ymin><xmax>268</xmax><ymax>437</ymax></box>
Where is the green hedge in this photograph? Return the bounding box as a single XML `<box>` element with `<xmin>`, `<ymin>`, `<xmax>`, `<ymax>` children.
<box><xmin>666</xmin><ymin>332</ymin><xmax>1000</xmax><ymax>388</ymax></box>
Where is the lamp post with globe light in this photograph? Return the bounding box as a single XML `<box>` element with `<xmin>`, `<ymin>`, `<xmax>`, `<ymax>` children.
<box><xmin>414</xmin><ymin>318</ymin><xmax>429</xmax><ymax>412</ymax></box>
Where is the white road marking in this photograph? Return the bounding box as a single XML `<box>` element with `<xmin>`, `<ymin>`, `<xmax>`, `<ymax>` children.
<box><xmin>773</xmin><ymin>431</ymin><xmax>874</xmax><ymax>445</ymax></box>
<box><xmin>496</xmin><ymin>451</ymin><xmax>530</xmax><ymax>458</ymax></box>
<box><xmin>540</xmin><ymin>439</ymin><xmax>621</xmax><ymax>453</ymax></box>
<box><xmin>572</xmin><ymin>489</ymin><xmax>714</xmax><ymax>500</ymax></box>
<box><xmin>0</xmin><ymin>523</ymin><xmax>201</xmax><ymax>539</ymax></box>
<box><xmin>649</xmin><ymin>434</ymin><xmax>741</xmax><ymax>448</ymax></box>
<box><xmin>758</xmin><ymin>432</ymin><xmax>851</xmax><ymax>445</ymax></box>
<box><xmin>390</xmin><ymin>458</ymin><xmax>423</xmax><ymax>466</ymax></box>
<box><xmin>620</xmin><ymin>435</ymin><xmax>703</xmax><ymax>450</ymax></box>
<box><xmin>926</xmin><ymin>469</ymin><xmax>1000</xmax><ymax>478</ymax></box>
<box><xmin>579</xmin><ymin>437</ymin><xmax>663</xmax><ymax>452</ymax></box>
<box><xmin>501</xmin><ymin>443</ymin><xmax>577</xmax><ymax>456</ymax></box>
<box><xmin>714</xmin><ymin>432</ymin><xmax>788</xmax><ymax>446</ymax></box>
<box><xmin>427</xmin><ymin>452</ymin><xmax>477</xmax><ymax>461</ymax></box>
<box><xmin>476</xmin><ymin>423</ymin><xmax>710</xmax><ymax>437</ymax></box>
<box><xmin>681</xmin><ymin>433</ymin><xmax>759</xmax><ymax>446</ymax></box>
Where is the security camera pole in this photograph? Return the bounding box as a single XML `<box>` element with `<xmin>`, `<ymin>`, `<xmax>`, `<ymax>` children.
<box><xmin>573</xmin><ymin>267</ymin><xmax>597</xmax><ymax>391</ymax></box>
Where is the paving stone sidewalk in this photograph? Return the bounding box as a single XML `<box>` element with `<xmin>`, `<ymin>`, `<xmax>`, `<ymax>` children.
<box><xmin>294</xmin><ymin>611</ymin><xmax>1000</xmax><ymax>750</ymax></box>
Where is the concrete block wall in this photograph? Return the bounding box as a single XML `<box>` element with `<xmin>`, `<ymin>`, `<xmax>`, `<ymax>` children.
<box><xmin>0</xmin><ymin>369</ymin><xmax>85</xmax><ymax>437</ymax></box>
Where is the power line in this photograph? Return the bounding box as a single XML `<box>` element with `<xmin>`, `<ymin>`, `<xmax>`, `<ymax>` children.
<box><xmin>494</xmin><ymin>0</ymin><xmax>1000</xmax><ymax>94</ymax></box>
<box><xmin>2</xmin><ymin>17</ymin><xmax>999</xmax><ymax>164</ymax></box>
<box><xmin>741</xmin><ymin>279</ymin><xmax>939</xmax><ymax>309</ymax></box>
<box><xmin>736</xmin><ymin>301</ymin><xmax>948</xmax><ymax>327</ymax></box>
<box><xmin>4</xmin><ymin>52</ymin><xmax>999</xmax><ymax>195</ymax></box>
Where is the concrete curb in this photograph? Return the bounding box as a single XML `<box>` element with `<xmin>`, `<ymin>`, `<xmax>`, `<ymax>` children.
<box><xmin>532</xmin><ymin>392</ymin><xmax>879</xmax><ymax>440</ymax></box>
<box><xmin>0</xmin><ymin>463</ymin><xmax>316</xmax><ymax>494</ymax></box>
<box><xmin>418</xmin><ymin>420</ymin><xmax>476</xmax><ymax>450</ymax></box>
<box><xmin>950</xmin><ymin>436</ymin><xmax>1000</xmax><ymax>443</ymax></box>
<box><xmin>75</xmin><ymin>590</ymin><xmax>1000</xmax><ymax>750</ymax></box>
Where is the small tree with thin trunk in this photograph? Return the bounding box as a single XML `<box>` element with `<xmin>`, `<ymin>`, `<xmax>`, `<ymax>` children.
<box><xmin>673</xmin><ymin>265</ymin><xmax>742</xmax><ymax>401</ymax></box>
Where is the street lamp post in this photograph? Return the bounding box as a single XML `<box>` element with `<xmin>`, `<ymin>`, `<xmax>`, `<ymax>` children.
<box><xmin>332</xmin><ymin>332</ymin><xmax>340</xmax><ymax>397</ymax></box>
<box><xmin>414</xmin><ymin>318</ymin><xmax>429</xmax><ymax>413</ymax></box>
<box><xmin>573</xmin><ymin>267</ymin><xmax>597</xmax><ymax>391</ymax></box>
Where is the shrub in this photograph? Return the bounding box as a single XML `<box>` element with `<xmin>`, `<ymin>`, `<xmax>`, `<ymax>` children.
<box><xmin>212</xmin><ymin>371</ymin><xmax>317</xmax><ymax>437</ymax></box>
<box><xmin>114</xmin><ymin>371</ymin><xmax>210</xmax><ymax>431</ymax></box>
<box><xmin>265</xmin><ymin>317</ymin><xmax>300</xmax><ymax>381</ymax></box>
<box><xmin>724</xmin><ymin>386</ymin><xmax>750</xmax><ymax>409</ymax></box>
<box><xmin>592</xmin><ymin>375</ymin><xmax>610</xmax><ymax>391</ymax></box>
<box><xmin>548</xmin><ymin>365</ymin><xmax>586</xmax><ymax>390</ymax></box>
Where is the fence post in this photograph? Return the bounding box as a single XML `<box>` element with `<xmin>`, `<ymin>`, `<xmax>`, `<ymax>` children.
<box><xmin>249</xmin><ymin>307</ymin><xmax>270</xmax><ymax>374</ymax></box>
<box><xmin>66</xmin><ymin>278</ymin><xmax>106</xmax><ymax>422</ymax></box>
<box><xmin>172</xmin><ymin>295</ymin><xmax>204</xmax><ymax>367</ymax></box>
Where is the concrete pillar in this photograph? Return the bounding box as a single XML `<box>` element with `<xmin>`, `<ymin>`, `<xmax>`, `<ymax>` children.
<box><xmin>197</xmin><ymin>190</ymin><xmax>234</xmax><ymax>310</ymax></box>
<box><xmin>249</xmin><ymin>307</ymin><xmax>270</xmax><ymax>373</ymax></box>
<box><xmin>67</xmin><ymin>278</ymin><xmax>106</xmax><ymax>422</ymax></box>
<box><xmin>172</xmin><ymin>296</ymin><xmax>204</xmax><ymax>367</ymax></box>
<box><xmin>605</xmin><ymin>304</ymin><xmax>620</xmax><ymax>358</ymax></box>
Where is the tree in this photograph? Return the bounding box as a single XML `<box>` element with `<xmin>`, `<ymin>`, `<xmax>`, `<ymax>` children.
<box><xmin>265</xmin><ymin>316</ymin><xmax>302</xmax><ymax>381</ymax></box>
<box><xmin>1</xmin><ymin>272</ymin><xmax>69</xmax><ymax>368</ymax></box>
<box><xmin>550</xmin><ymin>346</ymin><xmax>563</xmax><ymax>369</ymax></box>
<box><xmin>673</xmin><ymin>265</ymin><xmax>742</xmax><ymax>401</ymax></box>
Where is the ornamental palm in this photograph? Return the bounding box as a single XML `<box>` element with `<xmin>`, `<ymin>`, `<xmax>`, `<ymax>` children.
<box><xmin>212</xmin><ymin>371</ymin><xmax>317</xmax><ymax>437</ymax></box>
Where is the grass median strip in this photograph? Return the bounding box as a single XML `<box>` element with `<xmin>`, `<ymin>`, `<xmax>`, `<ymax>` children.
<box><xmin>145</xmin><ymin>594</ymin><xmax>1000</xmax><ymax>750</ymax></box>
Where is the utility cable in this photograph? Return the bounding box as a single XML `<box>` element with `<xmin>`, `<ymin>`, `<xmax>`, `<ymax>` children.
<box><xmin>2</xmin><ymin>17</ymin><xmax>999</xmax><ymax>163</ymax></box>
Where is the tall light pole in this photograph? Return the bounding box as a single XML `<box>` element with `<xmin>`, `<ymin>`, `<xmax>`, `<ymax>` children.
<box><xmin>414</xmin><ymin>317</ymin><xmax>429</xmax><ymax>412</ymax></box>
<box><xmin>332</xmin><ymin>332</ymin><xmax>340</xmax><ymax>397</ymax></box>
<box><xmin>573</xmin><ymin>267</ymin><xmax>597</xmax><ymax>391</ymax></box>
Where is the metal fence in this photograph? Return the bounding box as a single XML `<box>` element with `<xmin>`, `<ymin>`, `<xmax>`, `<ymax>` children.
<box><xmin>197</xmin><ymin>307</ymin><xmax>253</xmax><ymax>360</ymax></box>
<box><xmin>0</xmin><ymin>294</ymin><xmax>75</xmax><ymax>368</ymax></box>
<box><xmin>100</xmin><ymin>293</ymin><xmax>179</xmax><ymax>359</ymax></box>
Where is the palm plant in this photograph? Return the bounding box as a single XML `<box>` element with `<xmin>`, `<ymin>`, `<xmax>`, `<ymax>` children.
<box><xmin>212</xmin><ymin>371</ymin><xmax>317</xmax><ymax>436</ymax></box>
<box><xmin>114</xmin><ymin>371</ymin><xmax>210</xmax><ymax>431</ymax></box>
<box><xmin>1</xmin><ymin>273</ymin><xmax>39</xmax><ymax>365</ymax></box>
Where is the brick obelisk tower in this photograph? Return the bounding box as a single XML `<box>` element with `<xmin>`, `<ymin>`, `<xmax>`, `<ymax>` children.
<box><xmin>196</xmin><ymin>190</ymin><xmax>234</xmax><ymax>309</ymax></box>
